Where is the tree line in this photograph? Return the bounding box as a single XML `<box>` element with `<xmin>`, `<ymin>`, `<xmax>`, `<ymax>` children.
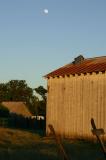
<box><xmin>0</xmin><ymin>80</ymin><xmax>47</xmax><ymax>116</ymax></box>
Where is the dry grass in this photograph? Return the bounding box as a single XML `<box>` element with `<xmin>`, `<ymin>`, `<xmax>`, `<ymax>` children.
<box><xmin>0</xmin><ymin>127</ymin><xmax>58</xmax><ymax>160</ymax></box>
<box><xmin>0</xmin><ymin>127</ymin><xmax>41</xmax><ymax>149</ymax></box>
<box><xmin>0</xmin><ymin>127</ymin><xmax>105</xmax><ymax>160</ymax></box>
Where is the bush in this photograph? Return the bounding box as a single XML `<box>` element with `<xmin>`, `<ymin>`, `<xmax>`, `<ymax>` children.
<box><xmin>0</xmin><ymin>104</ymin><xmax>10</xmax><ymax>117</ymax></box>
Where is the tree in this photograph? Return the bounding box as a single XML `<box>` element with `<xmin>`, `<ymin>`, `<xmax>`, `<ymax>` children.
<box><xmin>4</xmin><ymin>80</ymin><xmax>33</xmax><ymax>102</ymax></box>
<box><xmin>37</xmin><ymin>100</ymin><xmax>46</xmax><ymax>116</ymax></box>
<box><xmin>27</xmin><ymin>95</ymin><xmax>39</xmax><ymax>115</ymax></box>
<box><xmin>0</xmin><ymin>80</ymin><xmax>47</xmax><ymax>116</ymax></box>
<box><xmin>0</xmin><ymin>104</ymin><xmax>10</xmax><ymax>117</ymax></box>
<box><xmin>34</xmin><ymin>86</ymin><xmax>47</xmax><ymax>102</ymax></box>
<box><xmin>34</xmin><ymin>86</ymin><xmax>47</xmax><ymax>116</ymax></box>
<box><xmin>0</xmin><ymin>83</ymin><xmax>12</xmax><ymax>102</ymax></box>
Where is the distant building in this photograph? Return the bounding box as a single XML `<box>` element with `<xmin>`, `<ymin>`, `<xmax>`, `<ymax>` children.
<box><xmin>45</xmin><ymin>55</ymin><xmax>106</xmax><ymax>139</ymax></box>
<box><xmin>2</xmin><ymin>102</ymin><xmax>32</xmax><ymax>118</ymax></box>
<box><xmin>31</xmin><ymin>115</ymin><xmax>45</xmax><ymax>120</ymax></box>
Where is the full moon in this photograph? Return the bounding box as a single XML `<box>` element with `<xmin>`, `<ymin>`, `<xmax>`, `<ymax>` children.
<box><xmin>43</xmin><ymin>9</ymin><xmax>48</xmax><ymax>14</ymax></box>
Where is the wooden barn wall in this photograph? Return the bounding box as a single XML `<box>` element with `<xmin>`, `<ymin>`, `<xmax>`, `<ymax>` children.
<box><xmin>46</xmin><ymin>72</ymin><xmax>106</xmax><ymax>139</ymax></box>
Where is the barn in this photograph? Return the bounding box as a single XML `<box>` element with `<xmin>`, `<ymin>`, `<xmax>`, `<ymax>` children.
<box><xmin>45</xmin><ymin>55</ymin><xmax>106</xmax><ymax>139</ymax></box>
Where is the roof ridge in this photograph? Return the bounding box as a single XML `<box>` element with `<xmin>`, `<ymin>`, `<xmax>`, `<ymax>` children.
<box><xmin>45</xmin><ymin>55</ymin><xmax>106</xmax><ymax>78</ymax></box>
<box><xmin>85</xmin><ymin>55</ymin><xmax>106</xmax><ymax>60</ymax></box>
<box><xmin>66</xmin><ymin>55</ymin><xmax>106</xmax><ymax>65</ymax></box>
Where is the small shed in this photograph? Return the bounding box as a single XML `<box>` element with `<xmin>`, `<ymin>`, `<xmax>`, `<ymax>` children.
<box><xmin>45</xmin><ymin>55</ymin><xmax>106</xmax><ymax>139</ymax></box>
<box><xmin>2</xmin><ymin>102</ymin><xmax>32</xmax><ymax>118</ymax></box>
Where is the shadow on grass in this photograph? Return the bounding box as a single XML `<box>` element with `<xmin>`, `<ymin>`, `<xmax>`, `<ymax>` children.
<box><xmin>0</xmin><ymin>147</ymin><xmax>58</xmax><ymax>160</ymax></box>
<box><xmin>0</xmin><ymin>127</ymin><xmax>105</xmax><ymax>160</ymax></box>
<box><xmin>63</xmin><ymin>140</ymin><xmax>106</xmax><ymax>160</ymax></box>
<box><xmin>0</xmin><ymin>143</ymin><xmax>105</xmax><ymax>160</ymax></box>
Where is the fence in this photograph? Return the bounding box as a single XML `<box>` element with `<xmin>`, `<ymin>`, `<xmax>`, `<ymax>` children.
<box><xmin>0</xmin><ymin>115</ymin><xmax>46</xmax><ymax>130</ymax></box>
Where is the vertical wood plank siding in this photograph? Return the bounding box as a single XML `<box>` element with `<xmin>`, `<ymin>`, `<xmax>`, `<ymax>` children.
<box><xmin>46</xmin><ymin>72</ymin><xmax>106</xmax><ymax>139</ymax></box>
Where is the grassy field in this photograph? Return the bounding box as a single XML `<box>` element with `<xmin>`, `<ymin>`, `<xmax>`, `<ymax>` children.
<box><xmin>0</xmin><ymin>127</ymin><xmax>105</xmax><ymax>160</ymax></box>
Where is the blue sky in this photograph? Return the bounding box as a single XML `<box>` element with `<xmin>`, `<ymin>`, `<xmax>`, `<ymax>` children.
<box><xmin>0</xmin><ymin>0</ymin><xmax>106</xmax><ymax>88</ymax></box>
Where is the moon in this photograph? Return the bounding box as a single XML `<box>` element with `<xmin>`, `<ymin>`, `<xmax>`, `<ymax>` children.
<box><xmin>43</xmin><ymin>9</ymin><xmax>48</xmax><ymax>14</ymax></box>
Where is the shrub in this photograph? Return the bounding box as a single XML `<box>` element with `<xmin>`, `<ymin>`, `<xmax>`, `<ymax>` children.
<box><xmin>0</xmin><ymin>104</ymin><xmax>10</xmax><ymax>117</ymax></box>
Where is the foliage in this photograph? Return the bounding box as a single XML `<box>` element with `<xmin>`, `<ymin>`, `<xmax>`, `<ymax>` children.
<box><xmin>37</xmin><ymin>100</ymin><xmax>46</xmax><ymax>116</ymax></box>
<box><xmin>27</xmin><ymin>95</ymin><xmax>39</xmax><ymax>115</ymax></box>
<box><xmin>0</xmin><ymin>104</ymin><xmax>10</xmax><ymax>117</ymax></box>
<box><xmin>7</xmin><ymin>80</ymin><xmax>33</xmax><ymax>102</ymax></box>
<box><xmin>0</xmin><ymin>83</ymin><xmax>8</xmax><ymax>102</ymax></box>
<box><xmin>34</xmin><ymin>86</ymin><xmax>47</xmax><ymax>102</ymax></box>
<box><xmin>0</xmin><ymin>80</ymin><xmax>33</xmax><ymax>102</ymax></box>
<box><xmin>0</xmin><ymin>80</ymin><xmax>47</xmax><ymax>116</ymax></box>
<box><xmin>34</xmin><ymin>86</ymin><xmax>47</xmax><ymax>116</ymax></box>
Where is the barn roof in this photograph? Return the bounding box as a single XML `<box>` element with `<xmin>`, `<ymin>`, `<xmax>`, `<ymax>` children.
<box><xmin>45</xmin><ymin>55</ymin><xmax>106</xmax><ymax>78</ymax></box>
<box><xmin>2</xmin><ymin>102</ymin><xmax>32</xmax><ymax>117</ymax></box>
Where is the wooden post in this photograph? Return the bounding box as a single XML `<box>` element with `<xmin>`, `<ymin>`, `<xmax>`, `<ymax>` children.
<box><xmin>91</xmin><ymin>118</ymin><xmax>106</xmax><ymax>159</ymax></box>
<box><xmin>48</xmin><ymin>124</ymin><xmax>70</xmax><ymax>160</ymax></box>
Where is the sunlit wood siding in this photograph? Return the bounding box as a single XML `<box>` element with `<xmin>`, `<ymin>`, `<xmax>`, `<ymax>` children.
<box><xmin>46</xmin><ymin>71</ymin><xmax>106</xmax><ymax>139</ymax></box>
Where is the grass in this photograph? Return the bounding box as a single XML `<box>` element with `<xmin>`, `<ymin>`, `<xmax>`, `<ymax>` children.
<box><xmin>0</xmin><ymin>127</ymin><xmax>105</xmax><ymax>160</ymax></box>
